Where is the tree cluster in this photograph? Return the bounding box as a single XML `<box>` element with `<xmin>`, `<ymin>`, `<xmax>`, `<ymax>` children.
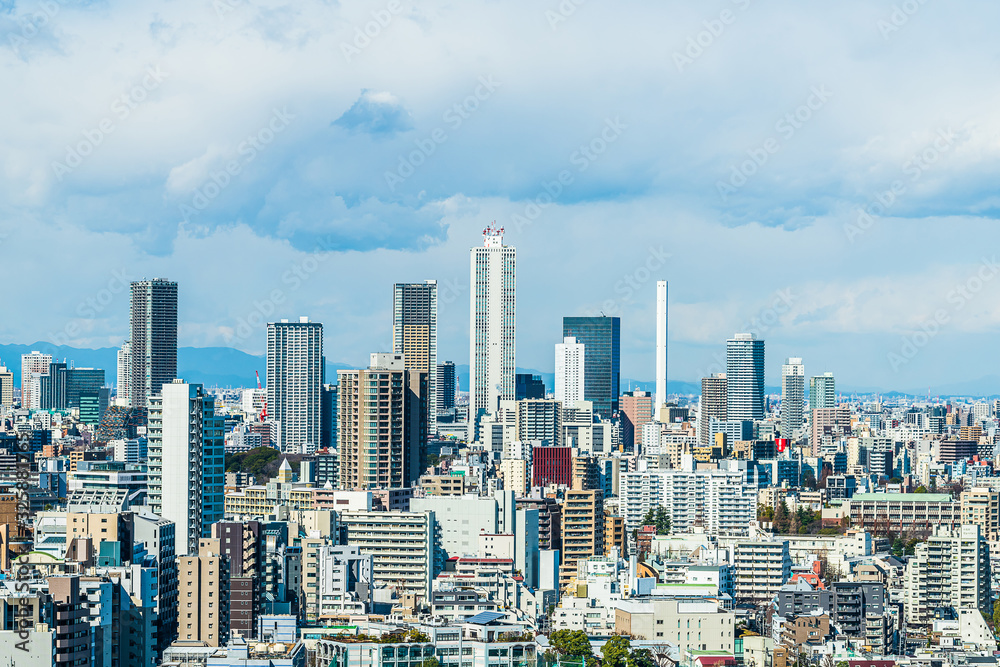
<box><xmin>640</xmin><ymin>506</ymin><xmax>672</xmax><ymax>535</ymax></box>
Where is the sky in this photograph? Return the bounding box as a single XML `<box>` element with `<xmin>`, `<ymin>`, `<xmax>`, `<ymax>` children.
<box><xmin>3</xmin><ymin>0</ymin><xmax>1000</xmax><ymax>392</ymax></box>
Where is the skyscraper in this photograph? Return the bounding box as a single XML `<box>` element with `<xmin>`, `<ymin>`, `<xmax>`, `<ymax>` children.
<box><xmin>116</xmin><ymin>341</ymin><xmax>131</xmax><ymax>406</ymax></box>
<box><xmin>148</xmin><ymin>380</ymin><xmax>224</xmax><ymax>556</ymax></box>
<box><xmin>40</xmin><ymin>362</ymin><xmax>104</xmax><ymax>410</ymax></box>
<box><xmin>554</xmin><ymin>336</ymin><xmax>585</xmax><ymax>404</ymax></box>
<box><xmin>781</xmin><ymin>357</ymin><xmax>805</xmax><ymax>437</ymax></box>
<box><xmin>20</xmin><ymin>350</ymin><xmax>52</xmax><ymax>410</ymax></box>
<box><xmin>436</xmin><ymin>361</ymin><xmax>456</xmax><ymax>411</ymax></box>
<box><xmin>469</xmin><ymin>224</ymin><xmax>516</xmax><ymax>441</ymax></box>
<box><xmin>810</xmin><ymin>372</ymin><xmax>836</xmax><ymax>410</ymax></box>
<box><xmin>129</xmin><ymin>278</ymin><xmax>178</xmax><ymax>408</ymax></box>
<box><xmin>393</xmin><ymin>281</ymin><xmax>438</xmax><ymax>432</ymax></box>
<box><xmin>562</xmin><ymin>316</ymin><xmax>620</xmax><ymax>420</ymax></box>
<box><xmin>267</xmin><ymin>317</ymin><xmax>324</xmax><ymax>453</ymax></box>
<box><xmin>0</xmin><ymin>364</ymin><xmax>13</xmax><ymax>407</ymax></box>
<box><xmin>338</xmin><ymin>353</ymin><xmax>426</xmax><ymax>490</ymax></box>
<box><xmin>699</xmin><ymin>373</ymin><xmax>728</xmax><ymax>446</ymax></box>
<box><xmin>515</xmin><ymin>374</ymin><xmax>545</xmax><ymax>400</ymax></box>
<box><xmin>726</xmin><ymin>333</ymin><xmax>764</xmax><ymax>421</ymax></box>
<box><xmin>655</xmin><ymin>280</ymin><xmax>668</xmax><ymax>411</ymax></box>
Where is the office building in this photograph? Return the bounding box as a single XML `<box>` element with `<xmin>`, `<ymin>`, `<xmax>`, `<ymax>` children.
<box><xmin>903</xmin><ymin>524</ymin><xmax>991</xmax><ymax>628</ymax></box>
<box><xmin>148</xmin><ymin>380</ymin><xmax>225</xmax><ymax>556</ymax></box>
<box><xmin>533</xmin><ymin>446</ymin><xmax>572</xmax><ymax>488</ymax></box>
<box><xmin>781</xmin><ymin>358</ymin><xmax>804</xmax><ymax>437</ymax></box>
<box><xmin>437</xmin><ymin>361</ymin><xmax>456</xmax><ymax>411</ymax></box>
<box><xmin>726</xmin><ymin>333</ymin><xmax>764</xmax><ymax>421</ymax></box>
<box><xmin>554</xmin><ymin>336</ymin><xmax>585</xmax><ymax>405</ymax></box>
<box><xmin>338</xmin><ymin>353</ymin><xmax>426</xmax><ymax>490</ymax></box>
<box><xmin>40</xmin><ymin>362</ymin><xmax>105</xmax><ymax>410</ymax></box>
<box><xmin>20</xmin><ymin>350</ymin><xmax>52</xmax><ymax>410</ymax></box>
<box><xmin>130</xmin><ymin>278</ymin><xmax>178</xmax><ymax>408</ymax></box>
<box><xmin>320</xmin><ymin>383</ymin><xmax>338</xmax><ymax>451</ymax></box>
<box><xmin>809</xmin><ymin>372</ymin><xmax>836</xmax><ymax>410</ymax></box>
<box><xmin>267</xmin><ymin>317</ymin><xmax>324</xmax><ymax>453</ymax></box>
<box><xmin>469</xmin><ymin>224</ymin><xmax>516</xmax><ymax>442</ymax></box>
<box><xmin>515</xmin><ymin>374</ymin><xmax>545</xmax><ymax>400</ymax></box>
<box><xmin>393</xmin><ymin>280</ymin><xmax>438</xmax><ymax>430</ymax></box>
<box><xmin>699</xmin><ymin>374</ymin><xmax>728</xmax><ymax>446</ymax></box>
<box><xmin>847</xmin><ymin>492</ymin><xmax>959</xmax><ymax>533</ymax></box>
<box><xmin>562</xmin><ymin>316</ymin><xmax>620</xmax><ymax>419</ymax></box>
<box><xmin>177</xmin><ymin>538</ymin><xmax>231</xmax><ymax>646</ymax></box>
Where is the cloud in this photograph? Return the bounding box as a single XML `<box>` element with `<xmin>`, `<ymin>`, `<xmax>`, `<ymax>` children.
<box><xmin>333</xmin><ymin>90</ymin><xmax>414</xmax><ymax>138</ymax></box>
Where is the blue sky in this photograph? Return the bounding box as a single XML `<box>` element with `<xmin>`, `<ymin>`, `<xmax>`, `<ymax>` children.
<box><xmin>3</xmin><ymin>0</ymin><xmax>1000</xmax><ymax>391</ymax></box>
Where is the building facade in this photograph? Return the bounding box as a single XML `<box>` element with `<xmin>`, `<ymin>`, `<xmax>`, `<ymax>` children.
<box><xmin>726</xmin><ymin>333</ymin><xmax>764</xmax><ymax>421</ymax></box>
<box><xmin>562</xmin><ymin>316</ymin><xmax>620</xmax><ymax>420</ymax></box>
<box><xmin>393</xmin><ymin>281</ymin><xmax>438</xmax><ymax>432</ymax></box>
<box><xmin>267</xmin><ymin>317</ymin><xmax>324</xmax><ymax>454</ymax></box>
<box><xmin>129</xmin><ymin>278</ymin><xmax>178</xmax><ymax>408</ymax></box>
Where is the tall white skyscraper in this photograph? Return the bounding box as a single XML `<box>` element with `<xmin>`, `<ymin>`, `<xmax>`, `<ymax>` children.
<box><xmin>147</xmin><ymin>380</ymin><xmax>224</xmax><ymax>556</ymax></box>
<box><xmin>655</xmin><ymin>280</ymin><xmax>668</xmax><ymax>411</ymax></box>
<box><xmin>554</xmin><ymin>336</ymin><xmax>585</xmax><ymax>404</ymax></box>
<box><xmin>116</xmin><ymin>341</ymin><xmax>132</xmax><ymax>407</ymax></box>
<box><xmin>20</xmin><ymin>351</ymin><xmax>52</xmax><ymax>410</ymax></box>
<box><xmin>469</xmin><ymin>224</ymin><xmax>516</xmax><ymax>442</ymax></box>
<box><xmin>726</xmin><ymin>333</ymin><xmax>765</xmax><ymax>421</ymax></box>
<box><xmin>781</xmin><ymin>357</ymin><xmax>804</xmax><ymax>437</ymax></box>
<box><xmin>267</xmin><ymin>317</ymin><xmax>324</xmax><ymax>453</ymax></box>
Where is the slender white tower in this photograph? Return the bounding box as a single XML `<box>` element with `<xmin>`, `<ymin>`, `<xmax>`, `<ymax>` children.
<box><xmin>655</xmin><ymin>280</ymin><xmax>668</xmax><ymax>411</ymax></box>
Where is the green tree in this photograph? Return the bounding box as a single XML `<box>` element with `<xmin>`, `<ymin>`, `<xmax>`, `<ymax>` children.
<box><xmin>601</xmin><ymin>636</ymin><xmax>631</xmax><ymax>667</ymax></box>
<box><xmin>640</xmin><ymin>506</ymin><xmax>672</xmax><ymax>534</ymax></box>
<box><xmin>774</xmin><ymin>500</ymin><xmax>790</xmax><ymax>533</ymax></box>
<box><xmin>892</xmin><ymin>537</ymin><xmax>904</xmax><ymax>557</ymax></box>
<box><xmin>993</xmin><ymin>600</ymin><xmax>1000</xmax><ymax>629</ymax></box>
<box><xmin>630</xmin><ymin>649</ymin><xmax>656</xmax><ymax>667</ymax></box>
<box><xmin>915</xmin><ymin>485</ymin><xmax>928</xmax><ymax>493</ymax></box>
<box><xmin>549</xmin><ymin>630</ymin><xmax>593</xmax><ymax>659</ymax></box>
<box><xmin>422</xmin><ymin>659</ymin><xmax>441</xmax><ymax>667</ymax></box>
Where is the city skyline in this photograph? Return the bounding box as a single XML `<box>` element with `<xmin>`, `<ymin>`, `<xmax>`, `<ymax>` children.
<box><xmin>5</xmin><ymin>2</ymin><xmax>1000</xmax><ymax>392</ymax></box>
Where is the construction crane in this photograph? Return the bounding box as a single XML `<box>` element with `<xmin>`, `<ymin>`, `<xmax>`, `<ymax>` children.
<box><xmin>256</xmin><ymin>371</ymin><xmax>268</xmax><ymax>421</ymax></box>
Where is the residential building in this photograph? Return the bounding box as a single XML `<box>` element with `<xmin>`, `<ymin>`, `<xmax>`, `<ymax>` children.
<box><xmin>733</xmin><ymin>540</ymin><xmax>791</xmax><ymax>605</ymax></box>
<box><xmin>809</xmin><ymin>372</ymin><xmax>836</xmax><ymax>410</ymax></box>
<box><xmin>338</xmin><ymin>353</ymin><xmax>426</xmax><ymax>490</ymax></box>
<box><xmin>615</xmin><ymin>598</ymin><xmax>735</xmax><ymax>652</ymax></box>
<box><xmin>0</xmin><ymin>365</ymin><xmax>12</xmax><ymax>407</ymax></box>
<box><xmin>699</xmin><ymin>374</ymin><xmax>728</xmax><ymax>446</ymax></box>
<box><xmin>339</xmin><ymin>510</ymin><xmax>436</xmax><ymax>601</ymax></box>
<box><xmin>129</xmin><ymin>278</ymin><xmax>178</xmax><ymax>408</ymax></box>
<box><xmin>780</xmin><ymin>358</ymin><xmax>804</xmax><ymax>437</ymax></box>
<box><xmin>148</xmin><ymin>380</ymin><xmax>225</xmax><ymax>555</ymax></box>
<box><xmin>847</xmin><ymin>493</ymin><xmax>960</xmax><ymax>533</ymax></box>
<box><xmin>961</xmin><ymin>487</ymin><xmax>1000</xmax><ymax>542</ymax></box>
<box><xmin>560</xmin><ymin>489</ymin><xmax>604</xmax><ymax>590</ymax></box>
<box><xmin>562</xmin><ymin>316</ymin><xmax>620</xmax><ymax>419</ymax></box>
<box><xmin>726</xmin><ymin>333</ymin><xmax>764</xmax><ymax>421</ymax></box>
<box><xmin>811</xmin><ymin>407</ymin><xmax>851</xmax><ymax>456</ymax></box>
<box><xmin>903</xmin><ymin>524</ymin><xmax>991</xmax><ymax>628</ymax></box>
<box><xmin>20</xmin><ymin>350</ymin><xmax>52</xmax><ymax>410</ymax></box>
<box><xmin>469</xmin><ymin>224</ymin><xmax>516</xmax><ymax>442</ymax></box>
<box><xmin>116</xmin><ymin>341</ymin><xmax>131</xmax><ymax>406</ymax></box>
<box><xmin>393</xmin><ymin>280</ymin><xmax>438</xmax><ymax>432</ymax></box>
<box><xmin>619</xmin><ymin>468</ymin><xmax>755</xmax><ymax>535</ymax></box>
<box><xmin>212</xmin><ymin>520</ymin><xmax>262</xmax><ymax>639</ymax></box>
<box><xmin>554</xmin><ymin>336</ymin><xmax>585</xmax><ymax>405</ymax></box>
<box><xmin>267</xmin><ymin>317</ymin><xmax>324</xmax><ymax>454</ymax></box>
<box><xmin>177</xmin><ymin>538</ymin><xmax>231</xmax><ymax>646</ymax></box>
<box><xmin>620</xmin><ymin>390</ymin><xmax>653</xmax><ymax>453</ymax></box>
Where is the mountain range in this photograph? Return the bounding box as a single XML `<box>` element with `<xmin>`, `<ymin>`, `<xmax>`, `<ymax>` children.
<box><xmin>2</xmin><ymin>343</ymin><xmax>999</xmax><ymax>399</ymax></box>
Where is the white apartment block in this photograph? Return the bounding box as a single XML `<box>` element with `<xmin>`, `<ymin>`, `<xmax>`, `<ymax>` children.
<box><xmin>903</xmin><ymin>524</ymin><xmax>991</xmax><ymax>628</ymax></box>
<box><xmin>339</xmin><ymin>510</ymin><xmax>436</xmax><ymax>601</ymax></box>
<box><xmin>20</xmin><ymin>351</ymin><xmax>52</xmax><ymax>410</ymax></box>
<box><xmin>267</xmin><ymin>317</ymin><xmax>323</xmax><ymax>454</ymax></box>
<box><xmin>619</xmin><ymin>468</ymin><xmax>755</xmax><ymax>536</ymax></box>
<box><xmin>555</xmin><ymin>336</ymin><xmax>585</xmax><ymax>404</ymax></box>
<box><xmin>733</xmin><ymin>540</ymin><xmax>791</xmax><ymax>606</ymax></box>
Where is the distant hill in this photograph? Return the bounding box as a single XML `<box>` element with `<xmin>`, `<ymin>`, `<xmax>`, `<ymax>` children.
<box><xmin>0</xmin><ymin>343</ymin><xmax>356</xmax><ymax>389</ymax></box>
